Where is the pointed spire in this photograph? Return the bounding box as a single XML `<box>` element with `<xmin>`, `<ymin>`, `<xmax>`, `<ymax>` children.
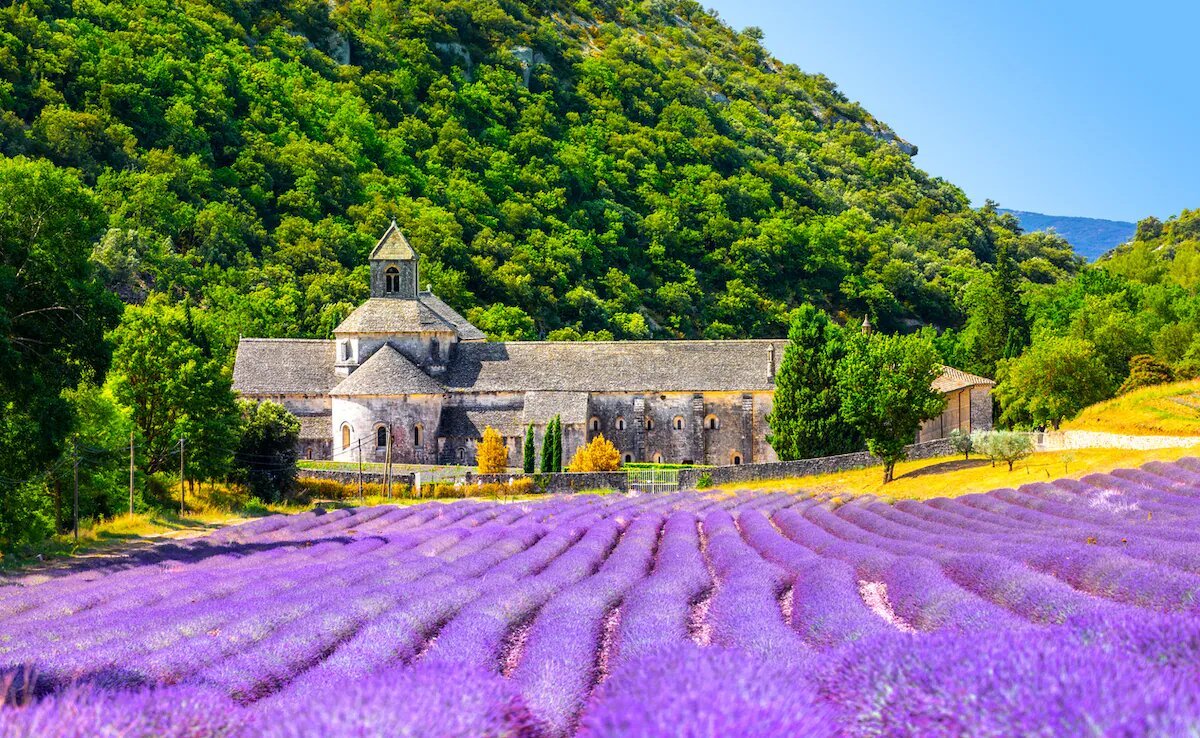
<box><xmin>861</xmin><ymin>315</ymin><xmax>873</xmax><ymax>335</ymax></box>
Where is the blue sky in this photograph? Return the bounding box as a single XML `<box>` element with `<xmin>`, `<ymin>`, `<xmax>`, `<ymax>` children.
<box><xmin>701</xmin><ymin>1</ymin><xmax>1198</xmax><ymax>222</ymax></box>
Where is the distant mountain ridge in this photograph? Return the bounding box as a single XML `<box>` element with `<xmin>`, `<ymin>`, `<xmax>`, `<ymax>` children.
<box><xmin>1000</xmin><ymin>209</ymin><xmax>1136</xmax><ymax>262</ymax></box>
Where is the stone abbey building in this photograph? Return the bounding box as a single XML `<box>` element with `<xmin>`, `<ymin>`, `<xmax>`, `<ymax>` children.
<box><xmin>233</xmin><ymin>223</ymin><xmax>994</xmax><ymax>467</ymax></box>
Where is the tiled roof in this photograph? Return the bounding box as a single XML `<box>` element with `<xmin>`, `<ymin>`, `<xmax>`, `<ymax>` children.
<box><xmin>933</xmin><ymin>365</ymin><xmax>995</xmax><ymax>392</ymax></box>
<box><xmin>418</xmin><ymin>292</ymin><xmax>487</xmax><ymax>341</ymax></box>
<box><xmin>297</xmin><ymin>415</ymin><xmax>332</xmax><ymax>440</ymax></box>
<box><xmin>330</xmin><ymin>345</ymin><xmax>444</xmax><ymax>396</ymax></box>
<box><xmin>370</xmin><ymin>221</ymin><xmax>416</xmax><ymax>261</ymax></box>
<box><xmin>523</xmin><ymin>391</ymin><xmax>590</xmax><ymax>425</ymax></box>
<box><xmin>439</xmin><ymin>407</ymin><xmax>525</xmax><ymax>437</ymax></box>
<box><xmin>232</xmin><ymin>339</ymin><xmax>340</xmax><ymax>396</ymax></box>
<box><xmin>442</xmin><ymin>340</ymin><xmax>786</xmax><ymax>393</ymax></box>
<box><xmin>333</xmin><ymin>298</ymin><xmax>455</xmax><ymax>335</ymax></box>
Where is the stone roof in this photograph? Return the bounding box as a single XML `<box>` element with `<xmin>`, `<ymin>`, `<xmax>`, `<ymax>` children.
<box><xmin>297</xmin><ymin>415</ymin><xmax>332</xmax><ymax>440</ymax></box>
<box><xmin>233</xmin><ymin>339</ymin><xmax>340</xmax><ymax>396</ymax></box>
<box><xmin>440</xmin><ymin>407</ymin><xmax>525</xmax><ymax>437</ymax></box>
<box><xmin>331</xmin><ymin>345</ymin><xmax>444</xmax><ymax>396</ymax></box>
<box><xmin>418</xmin><ymin>291</ymin><xmax>486</xmax><ymax>341</ymax></box>
<box><xmin>442</xmin><ymin>340</ymin><xmax>786</xmax><ymax>393</ymax></box>
<box><xmin>370</xmin><ymin>221</ymin><xmax>416</xmax><ymax>261</ymax></box>
<box><xmin>933</xmin><ymin>366</ymin><xmax>995</xmax><ymax>393</ymax></box>
<box><xmin>334</xmin><ymin>298</ymin><xmax>455</xmax><ymax>335</ymax></box>
<box><xmin>523</xmin><ymin>391</ymin><xmax>590</xmax><ymax>425</ymax></box>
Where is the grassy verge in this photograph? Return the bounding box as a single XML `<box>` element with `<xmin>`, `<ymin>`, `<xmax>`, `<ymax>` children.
<box><xmin>720</xmin><ymin>445</ymin><xmax>1200</xmax><ymax>501</ymax></box>
<box><xmin>1064</xmin><ymin>379</ymin><xmax>1200</xmax><ymax>436</ymax></box>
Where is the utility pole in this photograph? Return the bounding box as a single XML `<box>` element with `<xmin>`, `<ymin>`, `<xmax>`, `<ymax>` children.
<box><xmin>72</xmin><ymin>435</ymin><xmax>79</xmax><ymax>542</ymax></box>
<box><xmin>179</xmin><ymin>436</ymin><xmax>186</xmax><ymax>517</ymax></box>
<box><xmin>129</xmin><ymin>431</ymin><xmax>135</xmax><ymax>516</ymax></box>
<box><xmin>357</xmin><ymin>440</ymin><xmax>364</xmax><ymax>501</ymax></box>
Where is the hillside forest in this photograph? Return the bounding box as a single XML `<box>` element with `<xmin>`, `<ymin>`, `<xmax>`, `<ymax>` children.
<box><xmin>0</xmin><ymin>0</ymin><xmax>1195</xmax><ymax>550</ymax></box>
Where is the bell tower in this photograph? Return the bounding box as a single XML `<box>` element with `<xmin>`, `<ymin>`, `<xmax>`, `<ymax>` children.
<box><xmin>369</xmin><ymin>221</ymin><xmax>419</xmax><ymax>299</ymax></box>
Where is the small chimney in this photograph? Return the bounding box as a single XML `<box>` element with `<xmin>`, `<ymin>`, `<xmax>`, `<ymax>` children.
<box><xmin>767</xmin><ymin>343</ymin><xmax>776</xmax><ymax>380</ymax></box>
<box><xmin>861</xmin><ymin>315</ymin><xmax>873</xmax><ymax>335</ymax></box>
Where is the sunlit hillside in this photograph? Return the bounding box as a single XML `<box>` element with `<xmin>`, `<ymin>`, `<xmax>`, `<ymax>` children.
<box><xmin>1063</xmin><ymin>379</ymin><xmax>1200</xmax><ymax>437</ymax></box>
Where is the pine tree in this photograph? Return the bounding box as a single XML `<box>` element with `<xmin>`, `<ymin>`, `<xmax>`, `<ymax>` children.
<box><xmin>539</xmin><ymin>419</ymin><xmax>554</xmax><ymax>474</ymax></box>
<box><xmin>522</xmin><ymin>424</ymin><xmax>536</xmax><ymax>474</ymax></box>
<box><xmin>765</xmin><ymin>305</ymin><xmax>862</xmax><ymax>460</ymax></box>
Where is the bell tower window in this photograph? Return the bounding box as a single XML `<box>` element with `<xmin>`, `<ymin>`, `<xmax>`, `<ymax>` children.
<box><xmin>385</xmin><ymin>267</ymin><xmax>401</xmax><ymax>294</ymax></box>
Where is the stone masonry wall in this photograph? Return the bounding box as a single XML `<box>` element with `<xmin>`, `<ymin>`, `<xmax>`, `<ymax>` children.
<box><xmin>676</xmin><ymin>438</ymin><xmax>954</xmax><ymax>489</ymax></box>
<box><xmin>467</xmin><ymin>471</ymin><xmax>628</xmax><ymax>493</ymax></box>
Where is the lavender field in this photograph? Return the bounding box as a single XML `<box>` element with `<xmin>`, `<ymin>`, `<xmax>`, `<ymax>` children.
<box><xmin>5</xmin><ymin>460</ymin><xmax>1200</xmax><ymax>736</ymax></box>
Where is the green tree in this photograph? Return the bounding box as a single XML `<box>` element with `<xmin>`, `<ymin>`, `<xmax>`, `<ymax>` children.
<box><xmin>107</xmin><ymin>297</ymin><xmax>240</xmax><ymax>475</ymax></box>
<box><xmin>0</xmin><ymin>156</ymin><xmax>120</xmax><ymax>550</ymax></box>
<box><xmin>64</xmin><ymin>382</ymin><xmax>136</xmax><ymax>521</ymax></box>
<box><xmin>523</xmin><ymin>424</ymin><xmax>536</xmax><ymax>474</ymax></box>
<box><xmin>550</xmin><ymin>415</ymin><xmax>563</xmax><ymax>472</ymax></box>
<box><xmin>234</xmin><ymin>400</ymin><xmax>299</xmax><ymax>503</ymax></box>
<box><xmin>766</xmin><ymin>306</ymin><xmax>861</xmax><ymax>460</ymax></box>
<box><xmin>994</xmin><ymin>336</ymin><xmax>1112</xmax><ymax>429</ymax></box>
<box><xmin>837</xmin><ymin>332</ymin><xmax>947</xmax><ymax>483</ymax></box>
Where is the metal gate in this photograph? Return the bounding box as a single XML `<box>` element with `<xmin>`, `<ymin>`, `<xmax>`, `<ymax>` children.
<box><xmin>626</xmin><ymin>468</ymin><xmax>680</xmax><ymax>494</ymax></box>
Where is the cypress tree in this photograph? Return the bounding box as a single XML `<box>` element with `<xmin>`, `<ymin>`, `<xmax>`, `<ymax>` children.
<box><xmin>551</xmin><ymin>416</ymin><xmax>563</xmax><ymax>472</ymax></box>
<box><xmin>523</xmin><ymin>424</ymin><xmax>536</xmax><ymax>473</ymax></box>
<box><xmin>539</xmin><ymin>419</ymin><xmax>554</xmax><ymax>474</ymax></box>
<box><xmin>765</xmin><ymin>305</ymin><xmax>862</xmax><ymax>460</ymax></box>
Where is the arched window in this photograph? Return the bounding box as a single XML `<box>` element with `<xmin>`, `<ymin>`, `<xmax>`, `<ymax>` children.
<box><xmin>385</xmin><ymin>266</ymin><xmax>401</xmax><ymax>293</ymax></box>
<box><xmin>305</xmin><ymin>448</ymin><xmax>313</xmax><ymax>460</ymax></box>
<box><xmin>673</xmin><ymin>416</ymin><xmax>684</xmax><ymax>430</ymax></box>
<box><xmin>589</xmin><ymin>417</ymin><xmax>600</xmax><ymax>431</ymax></box>
<box><xmin>731</xmin><ymin>452</ymin><xmax>743</xmax><ymax>466</ymax></box>
<box><xmin>623</xmin><ymin>453</ymin><xmax>633</xmax><ymax>464</ymax></box>
<box><xmin>413</xmin><ymin>423</ymin><xmax>423</xmax><ymax>447</ymax></box>
<box><xmin>341</xmin><ymin>424</ymin><xmax>352</xmax><ymax>450</ymax></box>
<box><xmin>652</xmin><ymin>452</ymin><xmax>663</xmax><ymax>464</ymax></box>
<box><xmin>645</xmin><ymin>417</ymin><xmax>655</xmax><ymax>431</ymax></box>
<box><xmin>376</xmin><ymin>426</ymin><xmax>388</xmax><ymax>449</ymax></box>
<box><xmin>430</xmin><ymin>337</ymin><xmax>440</xmax><ymax>360</ymax></box>
<box><xmin>616</xmin><ymin>417</ymin><xmax>626</xmax><ymax>431</ymax></box>
<box><xmin>457</xmin><ymin>447</ymin><xmax>466</xmax><ymax>461</ymax></box>
<box><xmin>705</xmin><ymin>414</ymin><xmax>720</xmax><ymax>430</ymax></box>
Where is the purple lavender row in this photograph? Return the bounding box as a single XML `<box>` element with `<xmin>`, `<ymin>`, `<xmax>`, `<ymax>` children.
<box><xmin>737</xmin><ymin>509</ymin><xmax>896</xmax><ymax>648</ymax></box>
<box><xmin>610</xmin><ymin>512</ymin><xmax>710</xmax><ymax>666</ymax></box>
<box><xmin>699</xmin><ymin>510</ymin><xmax>809</xmax><ymax>664</ymax></box>
<box><xmin>511</xmin><ymin>513</ymin><xmax>663</xmax><ymax>736</ymax></box>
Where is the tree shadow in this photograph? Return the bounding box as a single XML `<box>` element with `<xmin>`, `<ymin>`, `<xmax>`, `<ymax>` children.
<box><xmin>895</xmin><ymin>458</ymin><xmax>991</xmax><ymax>480</ymax></box>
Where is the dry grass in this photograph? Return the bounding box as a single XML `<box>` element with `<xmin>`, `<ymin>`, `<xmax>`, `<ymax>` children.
<box><xmin>720</xmin><ymin>445</ymin><xmax>1200</xmax><ymax>501</ymax></box>
<box><xmin>1063</xmin><ymin>379</ymin><xmax>1200</xmax><ymax>436</ymax></box>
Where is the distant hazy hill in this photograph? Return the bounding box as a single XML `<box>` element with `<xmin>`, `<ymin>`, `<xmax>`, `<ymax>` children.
<box><xmin>1000</xmin><ymin>209</ymin><xmax>1136</xmax><ymax>261</ymax></box>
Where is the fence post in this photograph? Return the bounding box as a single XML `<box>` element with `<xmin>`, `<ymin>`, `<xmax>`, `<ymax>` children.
<box><xmin>72</xmin><ymin>435</ymin><xmax>79</xmax><ymax>542</ymax></box>
<box><xmin>179</xmin><ymin>436</ymin><xmax>186</xmax><ymax>517</ymax></box>
<box><xmin>129</xmin><ymin>431</ymin><xmax>135</xmax><ymax>516</ymax></box>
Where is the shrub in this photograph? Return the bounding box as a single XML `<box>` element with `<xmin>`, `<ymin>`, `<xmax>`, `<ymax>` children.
<box><xmin>1119</xmin><ymin>355</ymin><xmax>1174</xmax><ymax>395</ymax></box>
<box><xmin>568</xmin><ymin>434</ymin><xmax>621</xmax><ymax>472</ymax></box>
<box><xmin>477</xmin><ymin>427</ymin><xmax>508</xmax><ymax>474</ymax></box>
<box><xmin>696</xmin><ymin>472</ymin><xmax>714</xmax><ymax>489</ymax></box>
<box><xmin>971</xmin><ymin>431</ymin><xmax>1034</xmax><ymax>471</ymax></box>
<box><xmin>949</xmin><ymin>429</ymin><xmax>973</xmax><ymax>460</ymax></box>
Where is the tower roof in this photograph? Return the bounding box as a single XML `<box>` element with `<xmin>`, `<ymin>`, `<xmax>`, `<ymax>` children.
<box><xmin>330</xmin><ymin>344</ymin><xmax>444</xmax><ymax>396</ymax></box>
<box><xmin>370</xmin><ymin>220</ymin><xmax>416</xmax><ymax>261</ymax></box>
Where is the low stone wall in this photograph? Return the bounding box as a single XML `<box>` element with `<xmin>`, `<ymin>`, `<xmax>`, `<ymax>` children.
<box><xmin>676</xmin><ymin>438</ymin><xmax>954</xmax><ymax>489</ymax></box>
<box><xmin>1036</xmin><ymin>430</ymin><xmax>1200</xmax><ymax>452</ymax></box>
<box><xmin>466</xmin><ymin>471</ymin><xmax>629</xmax><ymax>493</ymax></box>
<box><xmin>297</xmin><ymin>468</ymin><xmax>414</xmax><ymax>488</ymax></box>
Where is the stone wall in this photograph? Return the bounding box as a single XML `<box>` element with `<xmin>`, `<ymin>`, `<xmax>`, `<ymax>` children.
<box><xmin>676</xmin><ymin>438</ymin><xmax>954</xmax><ymax>489</ymax></box>
<box><xmin>466</xmin><ymin>471</ymin><xmax>628</xmax><ymax>493</ymax></box>
<box><xmin>331</xmin><ymin>394</ymin><xmax>443</xmax><ymax>465</ymax></box>
<box><xmin>970</xmin><ymin>386</ymin><xmax>994</xmax><ymax>432</ymax></box>
<box><xmin>298</xmin><ymin>468</ymin><xmax>414</xmax><ymax>488</ymax></box>
<box><xmin>1035</xmin><ymin>430</ymin><xmax>1200</xmax><ymax>451</ymax></box>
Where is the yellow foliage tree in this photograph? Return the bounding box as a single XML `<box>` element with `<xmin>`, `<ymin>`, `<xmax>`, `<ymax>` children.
<box><xmin>568</xmin><ymin>434</ymin><xmax>621</xmax><ymax>472</ymax></box>
<box><xmin>476</xmin><ymin>426</ymin><xmax>508</xmax><ymax>474</ymax></box>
